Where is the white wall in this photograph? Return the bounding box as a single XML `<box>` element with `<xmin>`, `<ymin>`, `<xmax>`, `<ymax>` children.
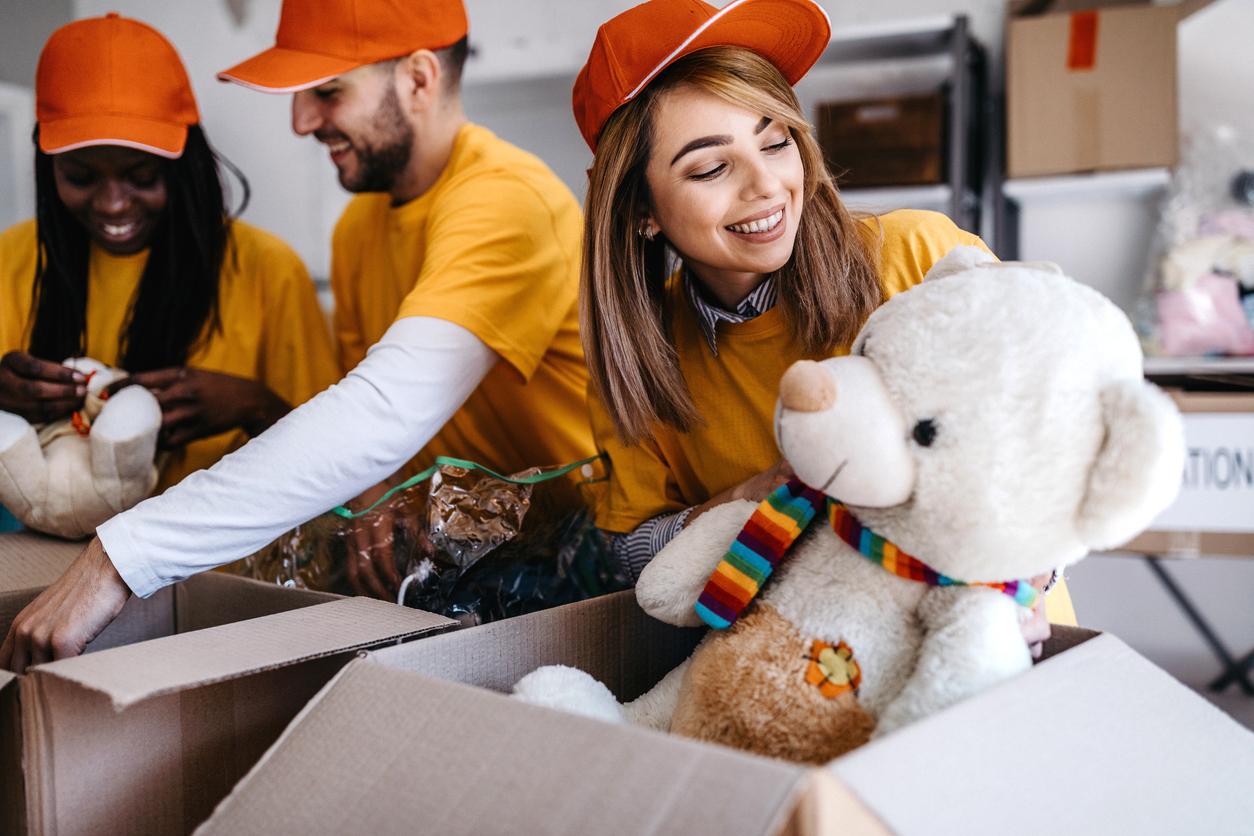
<box><xmin>1180</xmin><ymin>0</ymin><xmax>1254</xmax><ymax>143</ymax></box>
<box><xmin>0</xmin><ymin>0</ymin><xmax>72</xmax><ymax>87</ymax></box>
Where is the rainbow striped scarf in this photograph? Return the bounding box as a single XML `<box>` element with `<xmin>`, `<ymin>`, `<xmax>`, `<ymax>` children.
<box><xmin>695</xmin><ymin>479</ymin><xmax>1039</xmax><ymax>630</ymax></box>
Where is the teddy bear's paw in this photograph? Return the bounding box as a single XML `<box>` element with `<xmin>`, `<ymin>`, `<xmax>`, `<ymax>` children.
<box><xmin>0</xmin><ymin>410</ymin><xmax>33</xmax><ymax>452</ymax></box>
<box><xmin>512</xmin><ymin>665</ymin><xmax>626</xmax><ymax>724</ymax></box>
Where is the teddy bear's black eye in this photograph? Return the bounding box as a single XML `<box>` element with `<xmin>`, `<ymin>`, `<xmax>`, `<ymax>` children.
<box><xmin>912</xmin><ymin>419</ymin><xmax>937</xmax><ymax>447</ymax></box>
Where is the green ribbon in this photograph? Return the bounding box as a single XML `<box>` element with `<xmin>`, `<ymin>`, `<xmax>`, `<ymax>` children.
<box><xmin>331</xmin><ymin>454</ymin><xmax>605</xmax><ymax>521</ymax></box>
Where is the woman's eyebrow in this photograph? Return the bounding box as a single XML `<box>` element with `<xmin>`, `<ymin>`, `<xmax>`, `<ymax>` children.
<box><xmin>670</xmin><ymin>135</ymin><xmax>731</xmax><ymax>166</ymax></box>
<box><xmin>669</xmin><ymin>117</ymin><xmax>775</xmax><ymax>166</ymax></box>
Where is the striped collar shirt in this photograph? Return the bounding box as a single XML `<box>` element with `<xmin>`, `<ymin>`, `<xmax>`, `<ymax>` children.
<box><xmin>683</xmin><ymin>270</ymin><xmax>779</xmax><ymax>356</ymax></box>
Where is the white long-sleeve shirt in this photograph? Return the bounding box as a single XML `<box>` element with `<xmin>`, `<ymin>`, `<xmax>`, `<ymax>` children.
<box><xmin>98</xmin><ymin>316</ymin><xmax>496</xmax><ymax>598</ymax></box>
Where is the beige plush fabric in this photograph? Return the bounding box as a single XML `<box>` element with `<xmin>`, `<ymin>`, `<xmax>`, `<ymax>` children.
<box><xmin>671</xmin><ymin>604</ymin><xmax>875</xmax><ymax>763</ymax></box>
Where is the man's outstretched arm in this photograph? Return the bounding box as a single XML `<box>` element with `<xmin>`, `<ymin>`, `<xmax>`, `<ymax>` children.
<box><xmin>1</xmin><ymin>316</ymin><xmax>495</xmax><ymax>672</ymax></box>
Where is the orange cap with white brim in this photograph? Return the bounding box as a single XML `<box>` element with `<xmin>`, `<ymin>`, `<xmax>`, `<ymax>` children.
<box><xmin>36</xmin><ymin>13</ymin><xmax>200</xmax><ymax>159</ymax></box>
<box><xmin>218</xmin><ymin>0</ymin><xmax>469</xmax><ymax>93</ymax></box>
<box><xmin>573</xmin><ymin>0</ymin><xmax>831</xmax><ymax>152</ymax></box>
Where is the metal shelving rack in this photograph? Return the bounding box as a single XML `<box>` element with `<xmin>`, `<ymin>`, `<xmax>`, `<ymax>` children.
<box><xmin>805</xmin><ymin>15</ymin><xmax>988</xmax><ymax>235</ymax></box>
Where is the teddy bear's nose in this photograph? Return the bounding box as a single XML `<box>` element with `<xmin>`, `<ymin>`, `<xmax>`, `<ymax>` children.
<box><xmin>779</xmin><ymin>360</ymin><xmax>836</xmax><ymax>412</ymax></box>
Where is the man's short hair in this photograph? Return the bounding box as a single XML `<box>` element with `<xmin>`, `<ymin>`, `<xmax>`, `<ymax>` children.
<box><xmin>437</xmin><ymin>36</ymin><xmax>469</xmax><ymax>93</ymax></box>
<box><xmin>376</xmin><ymin>36</ymin><xmax>469</xmax><ymax>94</ymax></box>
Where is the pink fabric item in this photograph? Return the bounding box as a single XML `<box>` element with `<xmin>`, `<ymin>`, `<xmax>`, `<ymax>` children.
<box><xmin>1157</xmin><ymin>272</ymin><xmax>1254</xmax><ymax>356</ymax></box>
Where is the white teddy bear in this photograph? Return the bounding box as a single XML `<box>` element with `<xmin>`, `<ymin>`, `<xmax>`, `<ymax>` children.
<box><xmin>0</xmin><ymin>357</ymin><xmax>162</xmax><ymax>539</ymax></box>
<box><xmin>515</xmin><ymin>246</ymin><xmax>1185</xmax><ymax>763</ymax></box>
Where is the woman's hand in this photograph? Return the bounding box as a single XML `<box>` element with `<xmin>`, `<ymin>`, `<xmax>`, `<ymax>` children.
<box><xmin>1022</xmin><ymin>572</ymin><xmax>1055</xmax><ymax>658</ymax></box>
<box><xmin>109</xmin><ymin>368</ymin><xmax>290</xmax><ymax>448</ymax></box>
<box><xmin>0</xmin><ymin>351</ymin><xmax>85</xmax><ymax>423</ymax></box>
<box><xmin>687</xmin><ymin>459</ymin><xmax>794</xmax><ymax>526</ymax></box>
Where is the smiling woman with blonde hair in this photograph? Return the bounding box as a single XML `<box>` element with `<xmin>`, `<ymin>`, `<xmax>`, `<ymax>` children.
<box><xmin>576</xmin><ymin>0</ymin><xmax>1075</xmax><ymax>630</ymax></box>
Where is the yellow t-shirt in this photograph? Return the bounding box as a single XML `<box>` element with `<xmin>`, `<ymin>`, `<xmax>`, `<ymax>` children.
<box><xmin>591</xmin><ymin>209</ymin><xmax>1076</xmax><ymax>624</ymax></box>
<box><xmin>0</xmin><ymin>218</ymin><xmax>340</xmax><ymax>491</ymax></box>
<box><xmin>330</xmin><ymin>123</ymin><xmax>594</xmax><ymax>480</ymax></box>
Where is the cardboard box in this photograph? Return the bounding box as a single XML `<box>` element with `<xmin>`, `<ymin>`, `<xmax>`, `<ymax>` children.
<box><xmin>1117</xmin><ymin>390</ymin><xmax>1254</xmax><ymax>558</ymax></box>
<box><xmin>0</xmin><ymin>533</ymin><xmax>457</xmax><ymax>835</ymax></box>
<box><xmin>199</xmin><ymin>590</ymin><xmax>1254</xmax><ymax>835</ymax></box>
<box><xmin>1005</xmin><ymin>1</ymin><xmax>1205</xmax><ymax>178</ymax></box>
<box><xmin>817</xmin><ymin>93</ymin><xmax>946</xmax><ymax>188</ymax></box>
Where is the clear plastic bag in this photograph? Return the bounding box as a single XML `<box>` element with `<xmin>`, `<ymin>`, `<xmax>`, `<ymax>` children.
<box><xmin>1139</xmin><ymin>125</ymin><xmax>1254</xmax><ymax>357</ymax></box>
<box><xmin>238</xmin><ymin>457</ymin><xmax>628</xmax><ymax>624</ymax></box>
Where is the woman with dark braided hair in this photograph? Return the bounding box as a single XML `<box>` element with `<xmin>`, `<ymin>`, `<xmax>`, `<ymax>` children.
<box><xmin>0</xmin><ymin>13</ymin><xmax>338</xmax><ymax>498</ymax></box>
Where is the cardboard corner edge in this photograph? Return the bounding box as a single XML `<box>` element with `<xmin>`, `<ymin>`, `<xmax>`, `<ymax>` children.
<box><xmin>30</xmin><ymin>597</ymin><xmax>454</xmax><ymax>713</ymax></box>
<box><xmin>1</xmin><ymin>666</ymin><xmax>24</xmax><ymax>836</ymax></box>
<box><xmin>773</xmin><ymin>769</ymin><xmax>890</xmax><ymax>836</ymax></box>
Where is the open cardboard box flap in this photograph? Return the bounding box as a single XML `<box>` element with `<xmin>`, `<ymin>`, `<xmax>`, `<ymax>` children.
<box><xmin>201</xmin><ymin>590</ymin><xmax>1254</xmax><ymax>835</ymax></box>
<box><xmin>23</xmin><ymin>595</ymin><xmax>449</xmax><ymax>712</ymax></box>
<box><xmin>197</xmin><ymin>658</ymin><xmax>887</xmax><ymax>836</ymax></box>
<box><xmin>832</xmin><ymin>633</ymin><xmax>1254</xmax><ymax>834</ymax></box>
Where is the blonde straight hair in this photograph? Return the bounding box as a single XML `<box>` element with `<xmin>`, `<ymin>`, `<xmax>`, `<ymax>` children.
<box><xmin>582</xmin><ymin>46</ymin><xmax>882</xmax><ymax>444</ymax></box>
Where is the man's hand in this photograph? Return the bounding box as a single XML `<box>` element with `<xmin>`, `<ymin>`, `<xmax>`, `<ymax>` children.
<box><xmin>107</xmin><ymin>368</ymin><xmax>290</xmax><ymax>448</ymax></box>
<box><xmin>344</xmin><ymin>479</ymin><xmax>406</xmax><ymax>600</ymax></box>
<box><xmin>0</xmin><ymin>350</ymin><xmax>85</xmax><ymax>424</ymax></box>
<box><xmin>0</xmin><ymin>537</ymin><xmax>132</xmax><ymax>673</ymax></box>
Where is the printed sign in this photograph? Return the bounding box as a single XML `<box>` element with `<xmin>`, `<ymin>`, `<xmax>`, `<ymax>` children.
<box><xmin>1151</xmin><ymin>413</ymin><xmax>1254</xmax><ymax>533</ymax></box>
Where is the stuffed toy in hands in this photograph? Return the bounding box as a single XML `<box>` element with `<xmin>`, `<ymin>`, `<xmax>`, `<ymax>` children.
<box><xmin>0</xmin><ymin>358</ymin><xmax>161</xmax><ymax>539</ymax></box>
<box><xmin>514</xmin><ymin>247</ymin><xmax>1185</xmax><ymax>763</ymax></box>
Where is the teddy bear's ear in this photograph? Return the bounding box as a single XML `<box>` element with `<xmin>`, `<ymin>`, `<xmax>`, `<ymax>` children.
<box><xmin>1075</xmin><ymin>379</ymin><xmax>1185</xmax><ymax>551</ymax></box>
<box><xmin>922</xmin><ymin>245</ymin><xmax>997</xmax><ymax>282</ymax></box>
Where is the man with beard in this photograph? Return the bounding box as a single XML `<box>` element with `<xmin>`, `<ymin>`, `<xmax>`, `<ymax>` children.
<box><xmin>0</xmin><ymin>0</ymin><xmax>594</xmax><ymax>671</ymax></box>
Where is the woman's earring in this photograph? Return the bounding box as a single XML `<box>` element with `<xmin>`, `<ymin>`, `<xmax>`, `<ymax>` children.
<box><xmin>641</xmin><ymin>224</ymin><xmax>657</xmax><ymax>241</ymax></box>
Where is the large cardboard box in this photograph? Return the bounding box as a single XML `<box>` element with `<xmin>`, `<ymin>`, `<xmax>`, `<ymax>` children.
<box><xmin>0</xmin><ymin>532</ymin><xmax>456</xmax><ymax>835</ymax></box>
<box><xmin>199</xmin><ymin>590</ymin><xmax>1254</xmax><ymax>835</ymax></box>
<box><xmin>1005</xmin><ymin>0</ymin><xmax>1208</xmax><ymax>178</ymax></box>
<box><xmin>1117</xmin><ymin>390</ymin><xmax>1254</xmax><ymax>557</ymax></box>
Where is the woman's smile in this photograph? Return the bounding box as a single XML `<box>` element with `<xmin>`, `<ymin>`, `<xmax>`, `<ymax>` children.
<box><xmin>725</xmin><ymin>204</ymin><xmax>786</xmax><ymax>241</ymax></box>
<box><xmin>645</xmin><ymin>84</ymin><xmax>805</xmax><ymax>304</ymax></box>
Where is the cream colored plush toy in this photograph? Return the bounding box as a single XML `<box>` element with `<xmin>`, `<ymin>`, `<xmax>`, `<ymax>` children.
<box><xmin>0</xmin><ymin>358</ymin><xmax>161</xmax><ymax>539</ymax></box>
<box><xmin>514</xmin><ymin>246</ymin><xmax>1185</xmax><ymax>763</ymax></box>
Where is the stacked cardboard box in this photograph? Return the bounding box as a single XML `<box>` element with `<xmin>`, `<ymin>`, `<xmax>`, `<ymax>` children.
<box><xmin>1006</xmin><ymin>0</ymin><xmax>1212</xmax><ymax>178</ymax></box>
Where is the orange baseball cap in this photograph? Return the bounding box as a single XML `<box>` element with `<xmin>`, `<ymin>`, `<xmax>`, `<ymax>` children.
<box><xmin>36</xmin><ymin>13</ymin><xmax>200</xmax><ymax>159</ymax></box>
<box><xmin>574</xmin><ymin>0</ymin><xmax>831</xmax><ymax>151</ymax></box>
<box><xmin>218</xmin><ymin>0</ymin><xmax>469</xmax><ymax>93</ymax></box>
